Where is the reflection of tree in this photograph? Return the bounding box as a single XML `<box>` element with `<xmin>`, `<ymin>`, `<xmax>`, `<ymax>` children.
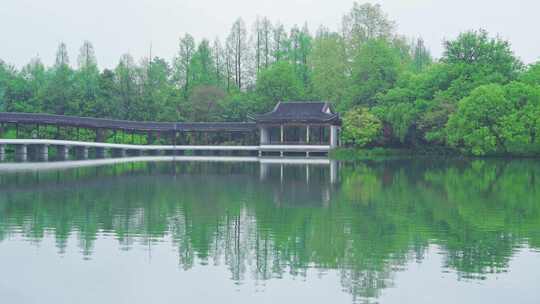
<box><xmin>0</xmin><ymin>159</ymin><xmax>539</xmax><ymax>302</ymax></box>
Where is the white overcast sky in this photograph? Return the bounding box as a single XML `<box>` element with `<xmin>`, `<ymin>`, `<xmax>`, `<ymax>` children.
<box><xmin>1</xmin><ymin>0</ymin><xmax>539</xmax><ymax>68</ymax></box>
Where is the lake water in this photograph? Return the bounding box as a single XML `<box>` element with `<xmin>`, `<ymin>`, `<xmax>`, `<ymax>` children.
<box><xmin>0</xmin><ymin>157</ymin><xmax>539</xmax><ymax>304</ymax></box>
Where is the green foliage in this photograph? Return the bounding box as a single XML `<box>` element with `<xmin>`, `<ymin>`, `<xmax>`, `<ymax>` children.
<box><xmin>255</xmin><ymin>61</ymin><xmax>303</xmax><ymax>108</ymax></box>
<box><xmin>342</xmin><ymin>107</ymin><xmax>382</xmax><ymax>146</ymax></box>
<box><xmin>520</xmin><ymin>62</ymin><xmax>540</xmax><ymax>85</ymax></box>
<box><xmin>443</xmin><ymin>29</ymin><xmax>522</xmax><ymax>80</ymax></box>
<box><xmin>187</xmin><ymin>85</ymin><xmax>226</xmax><ymax>121</ymax></box>
<box><xmin>309</xmin><ymin>32</ymin><xmax>349</xmax><ymax>107</ymax></box>
<box><xmin>446</xmin><ymin>83</ymin><xmax>540</xmax><ymax>156</ymax></box>
<box><xmin>350</xmin><ymin>39</ymin><xmax>401</xmax><ymax>106</ymax></box>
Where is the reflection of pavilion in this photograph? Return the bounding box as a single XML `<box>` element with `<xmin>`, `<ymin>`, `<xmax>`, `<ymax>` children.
<box><xmin>258</xmin><ymin>160</ymin><xmax>339</xmax><ymax>207</ymax></box>
<box><xmin>259</xmin><ymin>159</ymin><xmax>338</xmax><ymax>184</ymax></box>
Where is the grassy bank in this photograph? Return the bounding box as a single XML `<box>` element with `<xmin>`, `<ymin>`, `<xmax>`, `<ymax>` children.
<box><xmin>330</xmin><ymin>147</ymin><xmax>540</xmax><ymax>160</ymax></box>
<box><xmin>329</xmin><ymin>147</ymin><xmax>461</xmax><ymax>160</ymax></box>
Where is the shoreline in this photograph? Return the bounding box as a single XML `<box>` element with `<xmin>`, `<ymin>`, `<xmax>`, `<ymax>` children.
<box><xmin>330</xmin><ymin>147</ymin><xmax>540</xmax><ymax>161</ymax></box>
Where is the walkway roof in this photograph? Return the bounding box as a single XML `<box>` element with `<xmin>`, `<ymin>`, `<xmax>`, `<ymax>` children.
<box><xmin>0</xmin><ymin>112</ymin><xmax>256</xmax><ymax>132</ymax></box>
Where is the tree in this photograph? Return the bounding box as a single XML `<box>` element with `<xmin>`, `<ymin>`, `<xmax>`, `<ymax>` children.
<box><xmin>289</xmin><ymin>23</ymin><xmax>312</xmax><ymax>88</ymax></box>
<box><xmin>0</xmin><ymin>60</ymin><xmax>11</xmax><ymax>110</ymax></box>
<box><xmin>255</xmin><ymin>61</ymin><xmax>303</xmax><ymax>110</ymax></box>
<box><xmin>174</xmin><ymin>34</ymin><xmax>196</xmax><ymax>99</ymax></box>
<box><xmin>75</xmin><ymin>41</ymin><xmax>99</xmax><ymax>115</ymax></box>
<box><xmin>411</xmin><ymin>38</ymin><xmax>432</xmax><ymax>73</ymax></box>
<box><xmin>260</xmin><ymin>17</ymin><xmax>273</xmax><ymax>69</ymax></box>
<box><xmin>350</xmin><ymin>39</ymin><xmax>401</xmax><ymax>106</ymax></box>
<box><xmin>140</xmin><ymin>57</ymin><xmax>175</xmax><ymax>121</ymax></box>
<box><xmin>442</xmin><ymin>29</ymin><xmax>522</xmax><ymax>88</ymax></box>
<box><xmin>55</xmin><ymin>42</ymin><xmax>70</xmax><ymax>67</ymax></box>
<box><xmin>43</xmin><ymin>42</ymin><xmax>76</xmax><ymax>115</ymax></box>
<box><xmin>21</xmin><ymin>57</ymin><xmax>46</xmax><ymax>112</ymax></box>
<box><xmin>446</xmin><ymin>84</ymin><xmax>511</xmax><ymax>155</ymax></box>
<box><xmin>191</xmin><ymin>39</ymin><xmax>216</xmax><ymax>87</ymax></box>
<box><xmin>272</xmin><ymin>22</ymin><xmax>288</xmax><ymax>63</ymax></box>
<box><xmin>309</xmin><ymin>31</ymin><xmax>349</xmax><ymax>107</ymax></box>
<box><xmin>212</xmin><ymin>38</ymin><xmax>226</xmax><ymax>88</ymax></box>
<box><xmin>341</xmin><ymin>2</ymin><xmax>395</xmax><ymax>58</ymax></box>
<box><xmin>342</xmin><ymin>107</ymin><xmax>382</xmax><ymax>147</ymax></box>
<box><xmin>227</xmin><ymin>18</ymin><xmax>248</xmax><ymax>90</ymax></box>
<box><xmin>520</xmin><ymin>62</ymin><xmax>540</xmax><ymax>86</ymax></box>
<box><xmin>93</xmin><ymin>69</ymin><xmax>117</xmax><ymax>118</ymax></box>
<box><xmin>115</xmin><ymin>54</ymin><xmax>139</xmax><ymax>120</ymax></box>
<box><xmin>3</xmin><ymin>71</ymin><xmax>33</xmax><ymax>112</ymax></box>
<box><xmin>188</xmin><ymin>85</ymin><xmax>226</xmax><ymax>121</ymax></box>
<box><xmin>499</xmin><ymin>81</ymin><xmax>540</xmax><ymax>153</ymax></box>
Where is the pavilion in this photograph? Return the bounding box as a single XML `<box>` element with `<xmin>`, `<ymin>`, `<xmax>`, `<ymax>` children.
<box><xmin>250</xmin><ymin>102</ymin><xmax>341</xmax><ymax>156</ymax></box>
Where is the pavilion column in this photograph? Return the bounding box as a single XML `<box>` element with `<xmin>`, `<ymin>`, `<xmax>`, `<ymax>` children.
<box><xmin>15</xmin><ymin>144</ymin><xmax>27</xmax><ymax>161</ymax></box>
<box><xmin>330</xmin><ymin>125</ymin><xmax>338</xmax><ymax>148</ymax></box>
<box><xmin>95</xmin><ymin>129</ymin><xmax>106</xmax><ymax>142</ymax></box>
<box><xmin>0</xmin><ymin>144</ymin><xmax>5</xmax><ymax>162</ymax></box>
<box><xmin>57</xmin><ymin>145</ymin><xmax>70</xmax><ymax>160</ymax></box>
<box><xmin>95</xmin><ymin>147</ymin><xmax>106</xmax><ymax>158</ymax></box>
<box><xmin>306</xmin><ymin>125</ymin><xmax>310</xmax><ymax>143</ymax></box>
<box><xmin>75</xmin><ymin>146</ymin><xmax>89</xmax><ymax>159</ymax></box>
<box><xmin>36</xmin><ymin>144</ymin><xmax>49</xmax><ymax>161</ymax></box>
<box><xmin>259</xmin><ymin>126</ymin><xmax>269</xmax><ymax>145</ymax></box>
<box><xmin>113</xmin><ymin>148</ymin><xmax>126</xmax><ymax>158</ymax></box>
<box><xmin>280</xmin><ymin>125</ymin><xmax>284</xmax><ymax>143</ymax></box>
<box><xmin>147</xmin><ymin>131</ymin><xmax>155</xmax><ymax>145</ymax></box>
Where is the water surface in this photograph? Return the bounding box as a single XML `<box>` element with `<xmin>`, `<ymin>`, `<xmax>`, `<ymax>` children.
<box><xmin>0</xmin><ymin>158</ymin><xmax>539</xmax><ymax>304</ymax></box>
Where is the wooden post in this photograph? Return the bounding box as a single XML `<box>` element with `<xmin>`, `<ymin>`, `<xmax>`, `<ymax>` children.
<box><xmin>147</xmin><ymin>131</ymin><xmax>154</xmax><ymax>145</ymax></box>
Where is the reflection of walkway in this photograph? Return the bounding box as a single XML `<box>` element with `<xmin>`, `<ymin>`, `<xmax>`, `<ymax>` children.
<box><xmin>0</xmin><ymin>156</ymin><xmax>339</xmax><ymax>184</ymax></box>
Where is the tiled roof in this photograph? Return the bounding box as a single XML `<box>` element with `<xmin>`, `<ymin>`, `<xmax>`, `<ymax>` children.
<box><xmin>250</xmin><ymin>101</ymin><xmax>340</xmax><ymax>124</ymax></box>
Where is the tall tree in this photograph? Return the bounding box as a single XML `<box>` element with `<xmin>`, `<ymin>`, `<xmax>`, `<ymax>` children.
<box><xmin>94</xmin><ymin>69</ymin><xmax>116</xmax><ymax>118</ymax></box>
<box><xmin>212</xmin><ymin>38</ymin><xmax>226</xmax><ymax>88</ymax></box>
<box><xmin>21</xmin><ymin>57</ymin><xmax>46</xmax><ymax>112</ymax></box>
<box><xmin>261</xmin><ymin>17</ymin><xmax>273</xmax><ymax>69</ymax></box>
<box><xmin>140</xmin><ymin>57</ymin><xmax>175</xmax><ymax>121</ymax></box>
<box><xmin>443</xmin><ymin>29</ymin><xmax>522</xmax><ymax>84</ymax></box>
<box><xmin>272</xmin><ymin>22</ymin><xmax>288</xmax><ymax>63</ymax></box>
<box><xmin>309</xmin><ymin>31</ymin><xmax>349</xmax><ymax>107</ymax></box>
<box><xmin>75</xmin><ymin>41</ymin><xmax>99</xmax><ymax>115</ymax></box>
<box><xmin>227</xmin><ymin>18</ymin><xmax>248</xmax><ymax>90</ymax></box>
<box><xmin>341</xmin><ymin>2</ymin><xmax>395</xmax><ymax>58</ymax></box>
<box><xmin>411</xmin><ymin>38</ymin><xmax>432</xmax><ymax>73</ymax></box>
<box><xmin>191</xmin><ymin>39</ymin><xmax>216</xmax><ymax>87</ymax></box>
<box><xmin>174</xmin><ymin>34</ymin><xmax>196</xmax><ymax>99</ymax></box>
<box><xmin>43</xmin><ymin>42</ymin><xmax>75</xmax><ymax>115</ymax></box>
<box><xmin>350</xmin><ymin>39</ymin><xmax>401</xmax><ymax>106</ymax></box>
<box><xmin>256</xmin><ymin>61</ymin><xmax>303</xmax><ymax>110</ymax></box>
<box><xmin>115</xmin><ymin>54</ymin><xmax>139</xmax><ymax>120</ymax></box>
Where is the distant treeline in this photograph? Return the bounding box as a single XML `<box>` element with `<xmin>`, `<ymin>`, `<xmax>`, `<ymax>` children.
<box><xmin>0</xmin><ymin>2</ymin><xmax>539</xmax><ymax>155</ymax></box>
